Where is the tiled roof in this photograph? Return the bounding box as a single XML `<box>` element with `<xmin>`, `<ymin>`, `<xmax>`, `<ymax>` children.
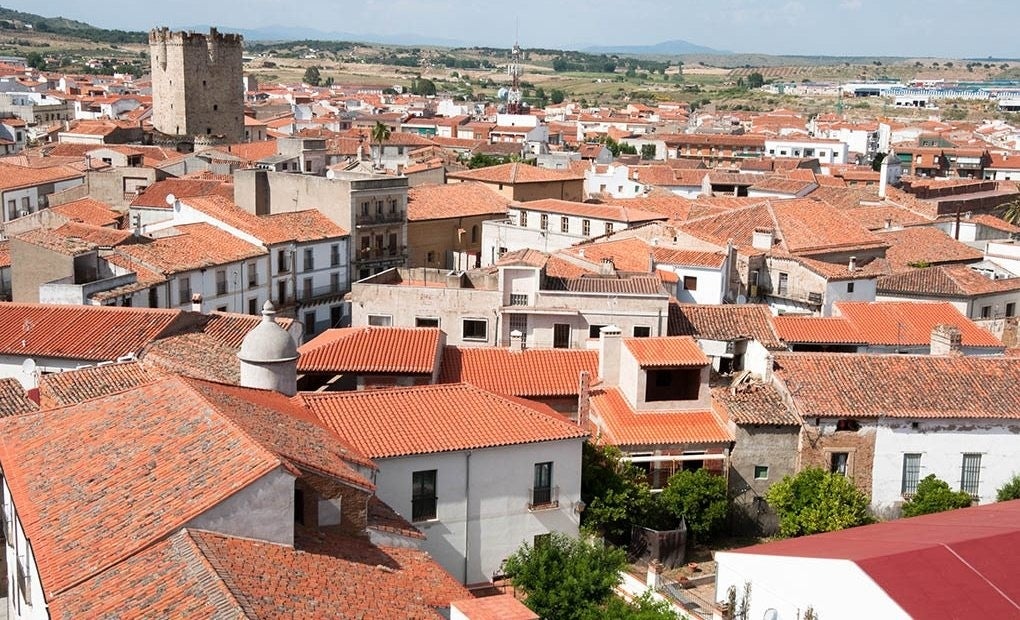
<box><xmin>668</xmin><ymin>302</ymin><xmax>785</xmax><ymax>350</ymax></box>
<box><xmin>49</xmin><ymin>198</ymin><xmax>121</xmax><ymax>227</ymax></box>
<box><xmin>451</xmin><ymin>595</ymin><xmax>539</xmax><ymax>620</ymax></box>
<box><xmin>407</xmin><ymin>182</ymin><xmax>509</xmax><ymax>221</ymax></box>
<box><xmin>544</xmin><ymin>275</ymin><xmax>666</xmax><ymax>295</ymax></box>
<box><xmin>589</xmin><ymin>388</ymin><xmax>733</xmax><ymax>447</ymax></box>
<box><xmin>38</xmin><ymin>360</ymin><xmax>161</xmax><ymax>408</ymax></box>
<box><xmin>368</xmin><ymin>496</ymin><xmax>425</xmax><ymax>540</ymax></box>
<box><xmin>713</xmin><ymin>383</ymin><xmax>800</xmax><ymax>425</ymax></box>
<box><xmin>0</xmin><ymin>240</ymin><xmax>8</xmax><ymax>268</ymax></box>
<box><xmin>748</xmin><ymin>177</ymin><xmax>816</xmax><ymax>195</ymax></box>
<box><xmin>298</xmin><ymin>327</ymin><xmax>442</xmax><ymax>374</ymax></box>
<box><xmin>516</xmin><ymin>198</ymin><xmax>665</xmax><ymax>223</ymax></box>
<box><xmin>623</xmin><ymin>336</ymin><xmax>709</xmax><ymax>367</ymax></box>
<box><xmin>774</xmin><ymin>353</ymin><xmax>1020</xmax><ymax>419</ymax></box>
<box><xmin>604</xmin><ymin>193</ymin><xmax>695</xmax><ymax>222</ymax></box>
<box><xmin>0</xmin><ymin>377</ymin><xmax>285</xmax><ymax>595</ymax></box>
<box><xmin>130</xmin><ymin>178</ymin><xmax>234</xmax><ymax>209</ymax></box>
<box><xmin>140</xmin><ymin>332</ymin><xmax>242</xmax><ymax>384</ymax></box>
<box><xmin>183</xmin><ymin>195</ymin><xmax>348</xmax><ymax>243</ymax></box>
<box><xmin>877</xmin><ymin>264</ymin><xmax>1020</xmax><ymax>297</ymax></box>
<box><xmin>300</xmin><ymin>383</ymin><xmax>587</xmax><ymax>458</ymax></box>
<box><xmin>564</xmin><ymin>237</ymin><xmax>725</xmax><ymax>272</ymax></box>
<box><xmin>0</xmin><ymin>377</ymin><xmax>37</xmax><ymax>417</ymax></box>
<box><xmin>438</xmin><ymin>346</ymin><xmax>599</xmax><ymax>397</ymax></box>
<box><xmin>0</xmin><ymin>303</ymin><xmax>181</xmax><ymax>361</ymax></box>
<box><xmin>448</xmin><ymin>162</ymin><xmax>585</xmax><ymax>184</ymax></box>
<box><xmin>834</xmin><ymin>301</ymin><xmax>1002</xmax><ymax>348</ymax></box>
<box><xmin>877</xmin><ymin>227</ymin><xmax>983</xmax><ymax>273</ymax></box>
<box><xmin>773</xmin><ymin>316</ymin><xmax>866</xmax><ymax>345</ymax></box>
<box><xmin>203</xmin><ymin>311</ymin><xmax>294</xmax><ymax>349</ymax></box>
<box><xmin>0</xmin><ymin>162</ymin><xmax>83</xmax><ymax>191</ymax></box>
<box><xmin>840</xmin><ymin>205</ymin><xmax>932</xmax><ymax>230</ymax></box>
<box><xmin>12</xmin><ymin>227</ymin><xmax>95</xmax><ymax>256</ymax></box>
<box><xmin>54</xmin><ymin>222</ymin><xmax>134</xmax><ymax>247</ymax></box>
<box><xmin>115</xmin><ymin>223</ymin><xmax>265</xmax><ymax>274</ymax></box>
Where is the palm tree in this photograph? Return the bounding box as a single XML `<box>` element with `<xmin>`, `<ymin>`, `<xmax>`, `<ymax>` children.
<box><xmin>370</xmin><ymin>121</ymin><xmax>391</xmax><ymax>169</ymax></box>
<box><xmin>1003</xmin><ymin>199</ymin><xmax>1020</xmax><ymax>226</ymax></box>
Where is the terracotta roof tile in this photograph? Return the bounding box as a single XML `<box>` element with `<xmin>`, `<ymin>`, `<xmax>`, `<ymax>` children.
<box><xmin>115</xmin><ymin>223</ymin><xmax>265</xmax><ymax>274</ymax></box>
<box><xmin>774</xmin><ymin>316</ymin><xmax>866</xmax><ymax>345</ymax></box>
<box><xmin>448</xmin><ymin>162</ymin><xmax>585</xmax><ymax>184</ymax></box>
<box><xmin>141</xmin><ymin>332</ymin><xmax>243</xmax><ymax>384</ymax></box>
<box><xmin>713</xmin><ymin>383</ymin><xmax>800</xmax><ymax>425</ymax></box>
<box><xmin>49</xmin><ymin>198</ymin><xmax>121</xmax><ymax>227</ymax></box>
<box><xmin>183</xmin><ymin>195</ymin><xmax>348</xmax><ymax>243</ymax></box>
<box><xmin>0</xmin><ymin>240</ymin><xmax>8</xmax><ymax>268</ymax></box>
<box><xmin>543</xmin><ymin>275</ymin><xmax>666</xmax><ymax>295</ymax></box>
<box><xmin>0</xmin><ymin>303</ymin><xmax>181</xmax><ymax>361</ymax></box>
<box><xmin>775</xmin><ymin>353</ymin><xmax>1020</xmax><ymax>419</ymax></box>
<box><xmin>623</xmin><ymin>336</ymin><xmax>709</xmax><ymax>367</ymax></box>
<box><xmin>300</xmin><ymin>383</ymin><xmax>587</xmax><ymax>459</ymax></box>
<box><xmin>877</xmin><ymin>227</ymin><xmax>983</xmax><ymax>273</ymax></box>
<box><xmin>0</xmin><ymin>377</ymin><xmax>285</xmax><ymax>595</ymax></box>
<box><xmin>517</xmin><ymin>199</ymin><xmax>665</xmax><ymax>223</ymax></box>
<box><xmin>407</xmin><ymin>182</ymin><xmax>510</xmax><ymax>221</ymax></box>
<box><xmin>438</xmin><ymin>346</ymin><xmax>599</xmax><ymax>397</ymax></box>
<box><xmin>37</xmin><ymin>360</ymin><xmax>161</xmax><ymax>408</ymax></box>
<box><xmin>0</xmin><ymin>377</ymin><xmax>37</xmax><ymax>417</ymax></box>
<box><xmin>877</xmin><ymin>264</ymin><xmax>1020</xmax><ymax>297</ymax></box>
<box><xmin>668</xmin><ymin>302</ymin><xmax>785</xmax><ymax>350</ymax></box>
<box><xmin>589</xmin><ymin>388</ymin><xmax>733</xmax><ymax>447</ymax></box>
<box><xmin>451</xmin><ymin>594</ymin><xmax>539</xmax><ymax>620</ymax></box>
<box><xmin>130</xmin><ymin>178</ymin><xmax>234</xmax><ymax>209</ymax></box>
<box><xmin>835</xmin><ymin>301</ymin><xmax>1002</xmax><ymax>348</ymax></box>
<box><xmin>0</xmin><ymin>162</ymin><xmax>83</xmax><ymax>191</ymax></box>
<box><xmin>298</xmin><ymin>327</ymin><xmax>442</xmax><ymax>374</ymax></box>
<box><xmin>368</xmin><ymin>495</ymin><xmax>425</xmax><ymax>540</ymax></box>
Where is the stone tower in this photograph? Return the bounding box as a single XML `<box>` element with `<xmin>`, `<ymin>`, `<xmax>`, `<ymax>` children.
<box><xmin>239</xmin><ymin>301</ymin><xmax>300</xmax><ymax>396</ymax></box>
<box><xmin>149</xmin><ymin>27</ymin><xmax>244</xmax><ymax>142</ymax></box>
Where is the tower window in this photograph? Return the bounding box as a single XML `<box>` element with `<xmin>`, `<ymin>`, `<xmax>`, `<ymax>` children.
<box><xmin>213</xmin><ymin>104</ymin><xmax>218</xmax><ymax>111</ymax></box>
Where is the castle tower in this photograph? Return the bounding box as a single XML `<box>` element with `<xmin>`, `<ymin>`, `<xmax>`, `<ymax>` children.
<box><xmin>238</xmin><ymin>301</ymin><xmax>299</xmax><ymax>396</ymax></box>
<box><xmin>149</xmin><ymin>27</ymin><xmax>244</xmax><ymax>142</ymax></box>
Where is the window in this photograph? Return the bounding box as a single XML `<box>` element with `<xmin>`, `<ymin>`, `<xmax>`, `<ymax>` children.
<box><xmin>1007</xmin><ymin>303</ymin><xmax>1016</xmax><ymax>317</ymax></box>
<box><xmin>532</xmin><ymin>462</ymin><xmax>555</xmax><ymax>508</ymax></box>
<box><xmin>294</xmin><ymin>487</ymin><xmax>305</xmax><ymax>525</ymax></box>
<box><xmin>981</xmin><ymin>305</ymin><xmax>992</xmax><ymax>318</ymax></box>
<box><xmin>509</xmin><ymin>293</ymin><xmax>528</xmax><ymax>306</ymax></box>
<box><xmin>303</xmin><ymin>277</ymin><xmax>313</xmax><ymax>299</ymax></box>
<box><xmin>330</xmin><ymin>244</ymin><xmax>340</xmax><ymax>267</ymax></box>
<box><xmin>582</xmin><ymin>219</ymin><xmax>591</xmax><ymax>236</ymax></box>
<box><xmin>304</xmin><ymin>248</ymin><xmax>314</xmax><ymax>272</ymax></box>
<box><xmin>645</xmin><ymin>368</ymin><xmax>701</xmax><ymax>401</ymax></box>
<box><xmin>589</xmin><ymin>324</ymin><xmax>608</xmax><ymax>339</ymax></box>
<box><xmin>560</xmin><ymin>216</ymin><xmax>569</xmax><ymax>233</ymax></box>
<box><xmin>366</xmin><ymin>314</ymin><xmax>392</xmax><ymax>327</ymax></box>
<box><xmin>247</xmin><ymin>263</ymin><xmax>257</xmax><ymax>288</ymax></box>
<box><xmin>471</xmin><ymin>225</ymin><xmax>479</xmax><ymax>243</ymax></box>
<box><xmin>605</xmin><ymin>222</ymin><xmax>614</xmax><ymax>235</ymax></box>
<box><xmin>388</xmin><ymin>233</ymin><xmax>398</xmax><ymax>255</ymax></box>
<box><xmin>508</xmin><ymin>313</ymin><xmax>528</xmax><ymax>343</ymax></box>
<box><xmin>463</xmin><ymin>318</ymin><xmax>487</xmax><ymax>340</ymax></box>
<box><xmin>961</xmin><ymin>453</ymin><xmax>981</xmax><ymax>496</ymax></box>
<box><xmin>777</xmin><ymin>272</ymin><xmax>789</xmax><ymax>296</ymax></box>
<box><xmin>753</xmin><ymin>465</ymin><xmax>769</xmax><ymax>480</ymax></box>
<box><xmin>540</xmin><ymin>213</ymin><xmax>549</xmax><ymax>230</ymax></box>
<box><xmin>415</xmin><ymin>317</ymin><xmax>440</xmax><ymax>328</ymax></box>
<box><xmin>411</xmin><ymin>470</ymin><xmax>437</xmax><ymax>522</ymax></box>
<box><xmin>519</xmin><ymin>210</ymin><xmax>528</xmax><ymax>227</ymax></box>
<box><xmin>179</xmin><ymin>277</ymin><xmax>191</xmax><ymax>303</ymax></box>
<box><xmin>330</xmin><ymin>271</ymin><xmax>340</xmax><ymax>293</ymax></box>
<box><xmin>248</xmin><ymin>298</ymin><xmax>258</xmax><ymax>315</ymax></box>
<box><xmin>277</xmin><ymin>249</ymin><xmax>290</xmax><ymax>273</ymax></box>
<box><xmin>683</xmin><ymin>276</ymin><xmax>698</xmax><ymax>291</ymax></box>
<box><xmin>215</xmin><ymin>270</ymin><xmax>227</xmax><ymax>296</ymax></box>
<box><xmin>830</xmin><ymin>452</ymin><xmax>850</xmax><ymax>476</ymax></box>
<box><xmin>361</xmin><ymin>202</ymin><xmax>369</xmax><ymax>216</ymax></box>
<box><xmin>901</xmin><ymin>454</ymin><xmax>921</xmax><ymax>496</ymax></box>
<box><xmin>836</xmin><ymin>419</ymin><xmax>860</xmax><ymax>432</ymax></box>
<box><xmin>847</xmin><ymin>282</ymin><xmax>855</xmax><ymax>293</ymax></box>
<box><xmin>553</xmin><ymin>323</ymin><xmax>571</xmax><ymax>348</ymax></box>
<box><xmin>633</xmin><ymin>326</ymin><xmax>651</xmax><ymax>338</ymax></box>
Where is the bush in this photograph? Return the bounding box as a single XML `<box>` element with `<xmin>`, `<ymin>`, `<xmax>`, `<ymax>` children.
<box><xmin>765</xmin><ymin>468</ymin><xmax>872</xmax><ymax>538</ymax></box>
<box><xmin>658</xmin><ymin>469</ymin><xmax>728</xmax><ymax>541</ymax></box>
<box><xmin>997</xmin><ymin>474</ymin><xmax>1020</xmax><ymax>501</ymax></box>
<box><xmin>901</xmin><ymin>475</ymin><xmax>973</xmax><ymax>517</ymax></box>
<box><xmin>580</xmin><ymin>443</ymin><xmax>657</xmax><ymax>542</ymax></box>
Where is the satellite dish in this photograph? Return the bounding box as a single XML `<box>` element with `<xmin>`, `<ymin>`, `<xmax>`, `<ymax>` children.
<box><xmin>736</xmin><ymin>294</ymin><xmax>747</xmax><ymax>304</ymax></box>
<box><xmin>497</xmin><ymin>87</ymin><xmax>509</xmax><ymax>100</ymax></box>
<box><xmin>21</xmin><ymin>358</ymin><xmax>36</xmax><ymax>375</ymax></box>
<box><xmin>165</xmin><ymin>193</ymin><xmax>177</xmax><ymax>207</ymax></box>
<box><xmin>763</xmin><ymin>609</ymin><xmax>779</xmax><ymax>620</ymax></box>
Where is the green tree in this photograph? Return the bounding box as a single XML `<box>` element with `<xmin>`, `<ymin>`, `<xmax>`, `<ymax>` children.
<box><xmin>550</xmin><ymin>89</ymin><xmax>566</xmax><ymax>104</ymax></box>
<box><xmin>26</xmin><ymin>51</ymin><xmax>46</xmax><ymax>70</ymax></box>
<box><xmin>747</xmin><ymin>72</ymin><xmax>765</xmax><ymax>89</ymax></box>
<box><xmin>901</xmin><ymin>475</ymin><xmax>972</xmax><ymax>517</ymax></box>
<box><xmin>640</xmin><ymin>144</ymin><xmax>657</xmax><ymax>160</ymax></box>
<box><xmin>597</xmin><ymin>592</ymin><xmax>680</xmax><ymax>619</ymax></box>
<box><xmin>765</xmin><ymin>468</ymin><xmax>872</xmax><ymax>538</ymax></box>
<box><xmin>504</xmin><ymin>533</ymin><xmax>627</xmax><ymax>620</ymax></box>
<box><xmin>658</xmin><ymin>468</ymin><xmax>728</xmax><ymax>541</ymax></box>
<box><xmin>302</xmin><ymin>66</ymin><xmax>321</xmax><ymax>86</ymax></box>
<box><xmin>467</xmin><ymin>153</ymin><xmax>511</xmax><ymax>169</ymax></box>
<box><xmin>871</xmin><ymin>151</ymin><xmax>887</xmax><ymax>172</ymax></box>
<box><xmin>370</xmin><ymin>121</ymin><xmax>391</xmax><ymax>168</ymax></box>
<box><xmin>581</xmin><ymin>443</ymin><xmax>657</xmax><ymax>542</ymax></box>
<box><xmin>996</xmin><ymin>474</ymin><xmax>1020</xmax><ymax>501</ymax></box>
<box><xmin>1001</xmin><ymin>199</ymin><xmax>1020</xmax><ymax>225</ymax></box>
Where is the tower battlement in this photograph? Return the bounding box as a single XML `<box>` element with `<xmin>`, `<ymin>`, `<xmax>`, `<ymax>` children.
<box><xmin>148</xmin><ymin>27</ymin><xmax>243</xmax><ymax>47</ymax></box>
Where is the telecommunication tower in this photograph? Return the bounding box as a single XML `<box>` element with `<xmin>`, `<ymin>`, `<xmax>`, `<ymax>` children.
<box><xmin>506</xmin><ymin>38</ymin><xmax>523</xmax><ymax>114</ymax></box>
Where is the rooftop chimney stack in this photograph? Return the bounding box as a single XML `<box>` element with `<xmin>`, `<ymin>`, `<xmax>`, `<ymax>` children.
<box><xmin>752</xmin><ymin>228</ymin><xmax>775</xmax><ymax>251</ymax></box>
<box><xmin>509</xmin><ymin>329</ymin><xmax>524</xmax><ymax>353</ymax></box>
<box><xmin>577</xmin><ymin>370</ymin><xmax>591</xmax><ymax>429</ymax></box>
<box><xmin>930</xmin><ymin>324</ymin><xmax>963</xmax><ymax>356</ymax></box>
<box><xmin>848</xmin><ymin>256</ymin><xmax>857</xmax><ymax>272</ymax></box>
<box><xmin>598</xmin><ymin>325</ymin><xmax>622</xmax><ymax>387</ymax></box>
<box><xmin>191</xmin><ymin>293</ymin><xmax>203</xmax><ymax>313</ymax></box>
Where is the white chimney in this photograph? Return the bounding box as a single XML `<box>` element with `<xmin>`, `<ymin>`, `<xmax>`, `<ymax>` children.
<box><xmin>930</xmin><ymin>324</ymin><xmax>963</xmax><ymax>355</ymax></box>
<box><xmin>509</xmin><ymin>329</ymin><xmax>524</xmax><ymax>352</ymax></box>
<box><xmin>848</xmin><ymin>256</ymin><xmax>857</xmax><ymax>272</ymax></box>
<box><xmin>191</xmin><ymin>293</ymin><xmax>203</xmax><ymax>313</ymax></box>
<box><xmin>598</xmin><ymin>325</ymin><xmax>622</xmax><ymax>387</ymax></box>
<box><xmin>752</xmin><ymin>228</ymin><xmax>775</xmax><ymax>251</ymax></box>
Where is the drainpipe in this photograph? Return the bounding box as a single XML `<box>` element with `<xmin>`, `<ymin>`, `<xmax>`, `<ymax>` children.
<box><xmin>464</xmin><ymin>450</ymin><xmax>472</xmax><ymax>584</ymax></box>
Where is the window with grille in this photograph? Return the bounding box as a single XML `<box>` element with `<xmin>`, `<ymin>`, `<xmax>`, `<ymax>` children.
<box><xmin>412</xmin><ymin>470</ymin><xmax>437</xmax><ymax>522</ymax></box>
<box><xmin>215</xmin><ymin>270</ymin><xmax>227</xmax><ymax>296</ymax></box>
<box><xmin>519</xmin><ymin>211</ymin><xmax>528</xmax><ymax>227</ymax></box>
<box><xmin>532</xmin><ymin>462</ymin><xmax>554</xmax><ymax>507</ymax></box>
<box><xmin>508</xmin><ymin>313</ymin><xmax>528</xmax><ymax>342</ymax></box>
<box><xmin>330</xmin><ymin>244</ymin><xmax>340</xmax><ymax>267</ymax></box>
<box><xmin>560</xmin><ymin>216</ymin><xmax>569</xmax><ymax>233</ymax></box>
<box><xmin>777</xmin><ymin>272</ymin><xmax>789</xmax><ymax>296</ymax></box>
<box><xmin>179</xmin><ymin>277</ymin><xmax>191</xmax><ymax>303</ymax></box>
<box><xmin>901</xmin><ymin>454</ymin><xmax>921</xmax><ymax>495</ymax></box>
<box><xmin>605</xmin><ymin>222</ymin><xmax>614</xmax><ymax>235</ymax></box>
<box><xmin>540</xmin><ymin>214</ymin><xmax>548</xmax><ymax>230</ymax></box>
<box><xmin>509</xmin><ymin>294</ymin><xmax>528</xmax><ymax>306</ymax></box>
<box><xmin>304</xmin><ymin>248</ymin><xmax>314</xmax><ymax>271</ymax></box>
<box><xmin>582</xmin><ymin>219</ymin><xmax>591</xmax><ymax>236</ymax></box>
<box><xmin>961</xmin><ymin>453</ymin><xmax>981</xmax><ymax>496</ymax></box>
<box><xmin>830</xmin><ymin>452</ymin><xmax>849</xmax><ymax>476</ymax></box>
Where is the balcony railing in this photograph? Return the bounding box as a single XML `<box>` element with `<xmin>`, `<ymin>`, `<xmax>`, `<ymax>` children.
<box><xmin>356</xmin><ymin>211</ymin><xmax>404</xmax><ymax>226</ymax></box>
<box><xmin>358</xmin><ymin>245</ymin><xmax>407</xmax><ymax>261</ymax></box>
<box><xmin>528</xmin><ymin>486</ymin><xmax>559</xmax><ymax>511</ymax></box>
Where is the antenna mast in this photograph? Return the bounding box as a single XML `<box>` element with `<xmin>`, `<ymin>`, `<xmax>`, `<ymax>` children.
<box><xmin>506</xmin><ymin>21</ymin><xmax>523</xmax><ymax>114</ymax></box>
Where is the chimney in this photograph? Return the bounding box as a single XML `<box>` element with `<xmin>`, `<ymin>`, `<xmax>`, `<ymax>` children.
<box><xmin>509</xmin><ymin>329</ymin><xmax>524</xmax><ymax>352</ymax></box>
<box><xmin>751</xmin><ymin>228</ymin><xmax>774</xmax><ymax>251</ymax></box>
<box><xmin>930</xmin><ymin>324</ymin><xmax>963</xmax><ymax>355</ymax></box>
<box><xmin>576</xmin><ymin>370</ymin><xmax>591</xmax><ymax>429</ymax></box>
<box><xmin>848</xmin><ymin>256</ymin><xmax>857</xmax><ymax>272</ymax></box>
<box><xmin>578</xmin><ymin>248</ymin><xmax>585</xmax><ymax>258</ymax></box>
<box><xmin>599</xmin><ymin>257</ymin><xmax>615</xmax><ymax>275</ymax></box>
<box><xmin>648</xmin><ymin>252</ymin><xmax>655</xmax><ymax>273</ymax></box>
<box><xmin>598</xmin><ymin>325</ymin><xmax>622</xmax><ymax>387</ymax></box>
<box><xmin>884</xmin><ymin>218</ymin><xmax>893</xmax><ymax>229</ymax></box>
<box><xmin>191</xmin><ymin>293</ymin><xmax>203</xmax><ymax>313</ymax></box>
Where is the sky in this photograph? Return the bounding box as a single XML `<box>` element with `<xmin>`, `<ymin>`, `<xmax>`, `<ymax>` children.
<box><xmin>7</xmin><ymin>0</ymin><xmax>1020</xmax><ymax>58</ymax></box>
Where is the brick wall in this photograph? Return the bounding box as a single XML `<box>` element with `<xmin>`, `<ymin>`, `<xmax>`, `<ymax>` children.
<box><xmin>799</xmin><ymin>420</ymin><xmax>876</xmax><ymax>497</ymax></box>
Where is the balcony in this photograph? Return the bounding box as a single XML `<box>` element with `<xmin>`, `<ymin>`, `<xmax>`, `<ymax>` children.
<box><xmin>528</xmin><ymin>486</ymin><xmax>559</xmax><ymax>511</ymax></box>
<box><xmin>356</xmin><ymin>211</ymin><xmax>404</xmax><ymax>227</ymax></box>
<box><xmin>357</xmin><ymin>245</ymin><xmax>407</xmax><ymax>262</ymax></box>
<box><xmin>297</xmin><ymin>281</ymin><xmax>346</xmax><ymax>304</ymax></box>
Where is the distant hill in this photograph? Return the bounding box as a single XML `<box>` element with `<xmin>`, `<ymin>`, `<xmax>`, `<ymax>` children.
<box><xmin>0</xmin><ymin>5</ymin><xmax>146</xmax><ymax>43</ymax></box>
<box><xmin>583</xmin><ymin>39</ymin><xmax>730</xmax><ymax>56</ymax></box>
<box><xmin>181</xmin><ymin>23</ymin><xmax>468</xmax><ymax>48</ymax></box>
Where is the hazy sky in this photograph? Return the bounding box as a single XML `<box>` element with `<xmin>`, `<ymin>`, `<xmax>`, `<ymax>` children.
<box><xmin>9</xmin><ymin>0</ymin><xmax>1020</xmax><ymax>57</ymax></box>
